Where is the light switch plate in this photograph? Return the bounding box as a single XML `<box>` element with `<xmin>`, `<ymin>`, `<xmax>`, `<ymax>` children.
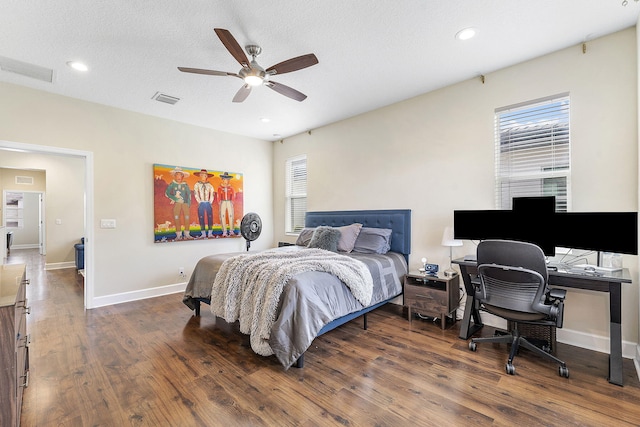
<box><xmin>100</xmin><ymin>219</ymin><xmax>117</xmax><ymax>229</ymax></box>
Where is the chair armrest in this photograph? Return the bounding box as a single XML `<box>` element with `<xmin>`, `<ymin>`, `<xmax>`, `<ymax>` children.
<box><xmin>548</xmin><ymin>288</ymin><xmax>566</xmax><ymax>300</ymax></box>
<box><xmin>546</xmin><ymin>288</ymin><xmax>566</xmax><ymax>328</ymax></box>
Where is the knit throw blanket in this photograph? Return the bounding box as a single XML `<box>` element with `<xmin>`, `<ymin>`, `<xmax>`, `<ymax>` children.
<box><xmin>210</xmin><ymin>248</ymin><xmax>374</xmax><ymax>356</ymax></box>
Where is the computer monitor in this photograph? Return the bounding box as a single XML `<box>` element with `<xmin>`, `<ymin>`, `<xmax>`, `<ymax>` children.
<box><xmin>512</xmin><ymin>196</ymin><xmax>556</xmax><ymax>213</ymax></box>
<box><xmin>454</xmin><ymin>196</ymin><xmax>557</xmax><ymax>256</ymax></box>
<box><xmin>555</xmin><ymin>212</ymin><xmax>638</xmax><ymax>255</ymax></box>
<box><xmin>454</xmin><ymin>196</ymin><xmax>638</xmax><ymax>256</ymax></box>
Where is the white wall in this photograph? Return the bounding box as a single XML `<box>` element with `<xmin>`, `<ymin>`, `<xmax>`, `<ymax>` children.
<box><xmin>274</xmin><ymin>28</ymin><xmax>639</xmax><ymax>353</ymax></box>
<box><xmin>0</xmin><ymin>83</ymin><xmax>274</xmax><ymax>304</ymax></box>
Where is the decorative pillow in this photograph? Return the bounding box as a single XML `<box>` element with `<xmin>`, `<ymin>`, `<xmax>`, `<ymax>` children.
<box><xmin>353</xmin><ymin>227</ymin><xmax>393</xmax><ymax>254</ymax></box>
<box><xmin>335</xmin><ymin>223</ymin><xmax>363</xmax><ymax>253</ymax></box>
<box><xmin>307</xmin><ymin>226</ymin><xmax>341</xmax><ymax>252</ymax></box>
<box><xmin>295</xmin><ymin>227</ymin><xmax>315</xmax><ymax>246</ymax></box>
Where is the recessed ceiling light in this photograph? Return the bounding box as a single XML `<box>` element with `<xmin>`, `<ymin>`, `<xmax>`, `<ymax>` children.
<box><xmin>455</xmin><ymin>27</ymin><xmax>476</xmax><ymax>41</ymax></box>
<box><xmin>67</xmin><ymin>61</ymin><xmax>88</xmax><ymax>72</ymax></box>
<box><xmin>260</xmin><ymin>117</ymin><xmax>271</xmax><ymax>123</ymax></box>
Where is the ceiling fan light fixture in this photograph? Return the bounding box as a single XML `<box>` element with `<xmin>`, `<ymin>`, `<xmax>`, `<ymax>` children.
<box><xmin>455</xmin><ymin>27</ymin><xmax>476</xmax><ymax>41</ymax></box>
<box><xmin>239</xmin><ymin>66</ymin><xmax>265</xmax><ymax>86</ymax></box>
<box><xmin>244</xmin><ymin>74</ymin><xmax>263</xmax><ymax>86</ymax></box>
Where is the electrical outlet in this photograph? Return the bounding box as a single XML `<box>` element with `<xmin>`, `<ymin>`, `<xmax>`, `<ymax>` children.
<box><xmin>179</xmin><ymin>267</ymin><xmax>186</xmax><ymax>279</ymax></box>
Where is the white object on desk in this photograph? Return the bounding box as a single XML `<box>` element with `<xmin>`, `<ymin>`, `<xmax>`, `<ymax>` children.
<box><xmin>573</xmin><ymin>263</ymin><xmax>621</xmax><ymax>273</ymax></box>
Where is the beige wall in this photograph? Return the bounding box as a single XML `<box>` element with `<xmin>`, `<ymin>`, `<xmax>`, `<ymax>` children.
<box><xmin>0</xmin><ymin>83</ymin><xmax>274</xmax><ymax>300</ymax></box>
<box><xmin>274</xmin><ymin>28</ymin><xmax>639</xmax><ymax>353</ymax></box>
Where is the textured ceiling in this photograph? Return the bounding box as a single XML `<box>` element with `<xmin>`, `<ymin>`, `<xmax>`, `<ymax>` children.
<box><xmin>1</xmin><ymin>1</ymin><xmax>639</xmax><ymax>141</ymax></box>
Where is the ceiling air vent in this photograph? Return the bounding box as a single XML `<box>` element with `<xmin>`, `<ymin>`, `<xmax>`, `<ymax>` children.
<box><xmin>0</xmin><ymin>56</ymin><xmax>53</xmax><ymax>83</ymax></box>
<box><xmin>152</xmin><ymin>92</ymin><xmax>180</xmax><ymax>105</ymax></box>
<box><xmin>15</xmin><ymin>176</ymin><xmax>34</xmax><ymax>185</ymax></box>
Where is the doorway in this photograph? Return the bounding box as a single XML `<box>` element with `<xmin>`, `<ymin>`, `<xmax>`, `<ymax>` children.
<box><xmin>2</xmin><ymin>190</ymin><xmax>45</xmax><ymax>253</ymax></box>
<box><xmin>0</xmin><ymin>140</ymin><xmax>94</xmax><ymax>309</ymax></box>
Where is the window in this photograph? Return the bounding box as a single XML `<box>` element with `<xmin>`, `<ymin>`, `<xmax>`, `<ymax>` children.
<box><xmin>285</xmin><ymin>155</ymin><xmax>307</xmax><ymax>233</ymax></box>
<box><xmin>495</xmin><ymin>94</ymin><xmax>570</xmax><ymax>212</ymax></box>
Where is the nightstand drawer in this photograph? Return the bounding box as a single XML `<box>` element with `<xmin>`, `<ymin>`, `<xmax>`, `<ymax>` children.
<box><xmin>405</xmin><ymin>285</ymin><xmax>447</xmax><ymax>312</ymax></box>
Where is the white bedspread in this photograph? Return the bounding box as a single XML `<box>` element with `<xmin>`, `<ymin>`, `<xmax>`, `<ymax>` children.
<box><xmin>210</xmin><ymin>248</ymin><xmax>373</xmax><ymax>356</ymax></box>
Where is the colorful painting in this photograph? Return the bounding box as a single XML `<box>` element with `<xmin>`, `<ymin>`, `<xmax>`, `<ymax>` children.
<box><xmin>153</xmin><ymin>164</ymin><xmax>244</xmax><ymax>243</ymax></box>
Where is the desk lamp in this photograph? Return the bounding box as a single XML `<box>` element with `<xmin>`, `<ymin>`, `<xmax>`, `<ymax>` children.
<box><xmin>442</xmin><ymin>226</ymin><xmax>463</xmax><ymax>277</ymax></box>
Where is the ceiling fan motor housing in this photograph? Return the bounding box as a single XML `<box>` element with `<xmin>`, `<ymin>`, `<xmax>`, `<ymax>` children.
<box><xmin>245</xmin><ymin>45</ymin><xmax>262</xmax><ymax>57</ymax></box>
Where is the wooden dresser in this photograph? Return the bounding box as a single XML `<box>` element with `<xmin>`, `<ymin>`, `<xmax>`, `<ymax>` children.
<box><xmin>0</xmin><ymin>264</ymin><xmax>29</xmax><ymax>427</ymax></box>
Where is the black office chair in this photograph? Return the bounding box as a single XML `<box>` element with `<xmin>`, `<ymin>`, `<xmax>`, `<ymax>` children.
<box><xmin>468</xmin><ymin>239</ymin><xmax>569</xmax><ymax>377</ymax></box>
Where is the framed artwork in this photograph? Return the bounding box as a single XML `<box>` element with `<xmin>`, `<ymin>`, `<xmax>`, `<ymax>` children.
<box><xmin>153</xmin><ymin>164</ymin><xmax>244</xmax><ymax>243</ymax></box>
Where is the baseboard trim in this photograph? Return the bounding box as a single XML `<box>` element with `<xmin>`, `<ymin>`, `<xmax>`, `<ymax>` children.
<box><xmin>91</xmin><ymin>282</ymin><xmax>186</xmax><ymax>308</ymax></box>
<box><xmin>45</xmin><ymin>261</ymin><xmax>75</xmax><ymax>270</ymax></box>
<box><xmin>11</xmin><ymin>244</ymin><xmax>40</xmax><ymax>250</ymax></box>
<box><xmin>557</xmin><ymin>328</ymin><xmax>637</xmax><ymax>360</ymax></box>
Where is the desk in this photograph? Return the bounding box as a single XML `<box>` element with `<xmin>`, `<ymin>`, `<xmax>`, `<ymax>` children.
<box><xmin>453</xmin><ymin>258</ymin><xmax>632</xmax><ymax>386</ymax></box>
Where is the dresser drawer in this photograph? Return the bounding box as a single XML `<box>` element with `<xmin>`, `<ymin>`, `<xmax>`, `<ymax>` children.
<box><xmin>0</xmin><ymin>264</ymin><xmax>28</xmax><ymax>427</ymax></box>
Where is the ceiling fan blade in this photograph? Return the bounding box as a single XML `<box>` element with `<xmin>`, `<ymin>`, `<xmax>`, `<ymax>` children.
<box><xmin>214</xmin><ymin>28</ymin><xmax>250</xmax><ymax>68</ymax></box>
<box><xmin>265</xmin><ymin>81</ymin><xmax>307</xmax><ymax>102</ymax></box>
<box><xmin>233</xmin><ymin>84</ymin><xmax>251</xmax><ymax>103</ymax></box>
<box><xmin>178</xmin><ymin>67</ymin><xmax>238</xmax><ymax>77</ymax></box>
<box><xmin>266</xmin><ymin>54</ymin><xmax>318</xmax><ymax>75</ymax></box>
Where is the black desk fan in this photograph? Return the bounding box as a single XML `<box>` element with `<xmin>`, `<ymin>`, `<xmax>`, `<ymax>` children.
<box><xmin>240</xmin><ymin>212</ymin><xmax>262</xmax><ymax>251</ymax></box>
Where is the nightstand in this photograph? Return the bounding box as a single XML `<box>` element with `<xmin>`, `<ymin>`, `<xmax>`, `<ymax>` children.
<box><xmin>404</xmin><ymin>271</ymin><xmax>460</xmax><ymax>329</ymax></box>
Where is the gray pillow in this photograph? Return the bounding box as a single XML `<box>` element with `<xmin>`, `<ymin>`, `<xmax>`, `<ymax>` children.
<box><xmin>295</xmin><ymin>227</ymin><xmax>315</xmax><ymax>246</ymax></box>
<box><xmin>335</xmin><ymin>223</ymin><xmax>363</xmax><ymax>253</ymax></box>
<box><xmin>353</xmin><ymin>227</ymin><xmax>393</xmax><ymax>254</ymax></box>
<box><xmin>307</xmin><ymin>226</ymin><xmax>341</xmax><ymax>252</ymax></box>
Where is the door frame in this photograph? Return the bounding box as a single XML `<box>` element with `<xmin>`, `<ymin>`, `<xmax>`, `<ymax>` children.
<box><xmin>0</xmin><ymin>140</ymin><xmax>94</xmax><ymax>309</ymax></box>
<box><xmin>38</xmin><ymin>192</ymin><xmax>46</xmax><ymax>255</ymax></box>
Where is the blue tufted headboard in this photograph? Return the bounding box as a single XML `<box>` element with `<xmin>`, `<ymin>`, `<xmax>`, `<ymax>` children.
<box><xmin>305</xmin><ymin>209</ymin><xmax>411</xmax><ymax>264</ymax></box>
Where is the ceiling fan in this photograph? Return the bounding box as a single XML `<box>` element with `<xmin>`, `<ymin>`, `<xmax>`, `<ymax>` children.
<box><xmin>178</xmin><ymin>28</ymin><xmax>318</xmax><ymax>103</ymax></box>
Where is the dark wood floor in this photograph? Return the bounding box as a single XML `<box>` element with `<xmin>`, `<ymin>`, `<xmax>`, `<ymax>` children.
<box><xmin>7</xmin><ymin>248</ymin><xmax>640</xmax><ymax>426</ymax></box>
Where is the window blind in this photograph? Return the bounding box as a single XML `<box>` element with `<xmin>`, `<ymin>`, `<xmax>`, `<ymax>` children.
<box><xmin>285</xmin><ymin>155</ymin><xmax>307</xmax><ymax>233</ymax></box>
<box><xmin>495</xmin><ymin>94</ymin><xmax>571</xmax><ymax>212</ymax></box>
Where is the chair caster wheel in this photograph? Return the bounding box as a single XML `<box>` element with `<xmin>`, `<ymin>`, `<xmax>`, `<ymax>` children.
<box><xmin>559</xmin><ymin>366</ymin><xmax>569</xmax><ymax>378</ymax></box>
<box><xmin>506</xmin><ymin>363</ymin><xmax>515</xmax><ymax>375</ymax></box>
<box><xmin>469</xmin><ymin>341</ymin><xmax>477</xmax><ymax>352</ymax></box>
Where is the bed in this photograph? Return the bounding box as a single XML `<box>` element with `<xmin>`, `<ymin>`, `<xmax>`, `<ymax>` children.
<box><xmin>182</xmin><ymin>209</ymin><xmax>411</xmax><ymax>368</ymax></box>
